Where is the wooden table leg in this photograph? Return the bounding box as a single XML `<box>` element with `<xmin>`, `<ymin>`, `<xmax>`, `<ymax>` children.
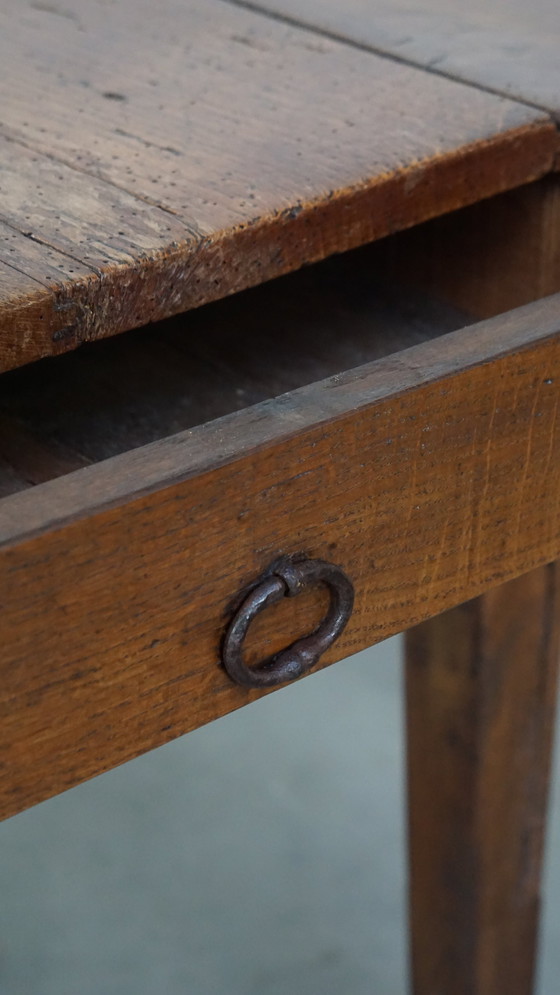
<box><xmin>405</xmin><ymin>563</ymin><xmax>560</xmax><ymax>995</ymax></box>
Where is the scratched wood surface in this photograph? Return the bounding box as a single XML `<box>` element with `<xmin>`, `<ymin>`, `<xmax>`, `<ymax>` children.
<box><xmin>0</xmin><ymin>0</ymin><xmax>557</xmax><ymax>370</ymax></box>
<box><xmin>246</xmin><ymin>0</ymin><xmax>560</xmax><ymax>114</ymax></box>
<box><xmin>1</xmin><ymin>291</ymin><xmax>560</xmax><ymax>818</ymax></box>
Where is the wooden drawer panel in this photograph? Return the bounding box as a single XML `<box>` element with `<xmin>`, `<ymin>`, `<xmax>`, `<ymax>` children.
<box><xmin>1</xmin><ymin>204</ymin><xmax>560</xmax><ymax>819</ymax></box>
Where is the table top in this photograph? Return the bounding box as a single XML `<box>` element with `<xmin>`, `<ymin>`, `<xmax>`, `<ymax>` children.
<box><xmin>252</xmin><ymin>0</ymin><xmax>560</xmax><ymax>113</ymax></box>
<box><xmin>0</xmin><ymin>0</ymin><xmax>557</xmax><ymax>371</ymax></box>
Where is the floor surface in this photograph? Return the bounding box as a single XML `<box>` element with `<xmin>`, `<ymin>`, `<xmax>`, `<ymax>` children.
<box><xmin>1</xmin><ymin>636</ymin><xmax>559</xmax><ymax>994</ymax></box>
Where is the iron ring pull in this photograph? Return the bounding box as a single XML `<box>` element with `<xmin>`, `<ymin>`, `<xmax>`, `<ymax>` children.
<box><xmin>222</xmin><ymin>556</ymin><xmax>355</xmax><ymax>688</ymax></box>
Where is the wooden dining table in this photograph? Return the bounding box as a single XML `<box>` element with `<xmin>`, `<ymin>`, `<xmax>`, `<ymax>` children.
<box><xmin>1</xmin><ymin>1</ymin><xmax>560</xmax><ymax>992</ymax></box>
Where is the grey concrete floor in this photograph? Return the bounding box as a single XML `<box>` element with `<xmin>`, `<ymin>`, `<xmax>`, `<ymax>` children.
<box><xmin>1</xmin><ymin>636</ymin><xmax>559</xmax><ymax>994</ymax></box>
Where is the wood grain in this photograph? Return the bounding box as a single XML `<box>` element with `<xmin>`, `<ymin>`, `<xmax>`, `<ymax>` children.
<box><xmin>1</xmin><ymin>294</ymin><xmax>560</xmax><ymax>818</ymax></box>
<box><xmin>405</xmin><ymin>562</ymin><xmax>560</xmax><ymax>995</ymax></box>
<box><xmin>0</xmin><ymin>0</ymin><xmax>557</xmax><ymax>370</ymax></box>
<box><xmin>244</xmin><ymin>0</ymin><xmax>560</xmax><ymax>114</ymax></box>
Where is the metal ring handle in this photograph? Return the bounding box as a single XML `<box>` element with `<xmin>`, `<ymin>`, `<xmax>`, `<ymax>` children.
<box><xmin>222</xmin><ymin>556</ymin><xmax>354</xmax><ymax>688</ymax></box>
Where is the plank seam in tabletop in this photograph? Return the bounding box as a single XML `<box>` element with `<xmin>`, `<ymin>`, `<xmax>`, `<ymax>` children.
<box><xmin>1</xmin><ymin>2</ymin><xmax>555</xmax><ymax>213</ymax></box>
<box><xmin>0</xmin><ymin>255</ymin><xmax>57</xmax><ymax>291</ymax></box>
<box><xmin>220</xmin><ymin>0</ymin><xmax>544</xmax><ymax>111</ymax></box>
<box><xmin>0</xmin><ymin>217</ymin><xmax>103</xmax><ymax>281</ymax></box>
<box><xmin>0</xmin><ymin>129</ymin><xmax>204</xmax><ymax>233</ymax></box>
<box><xmin>0</xmin><ymin>0</ymin><xmax>558</xmax><ymax>371</ymax></box>
<box><xmin>3</xmin><ymin>0</ymin><xmax>551</xmax><ymax>213</ymax></box>
<box><xmin>224</xmin><ymin>0</ymin><xmax>560</xmax><ymax>119</ymax></box>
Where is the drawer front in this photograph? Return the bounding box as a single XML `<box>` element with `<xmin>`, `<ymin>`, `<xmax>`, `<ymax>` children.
<box><xmin>1</xmin><ymin>295</ymin><xmax>560</xmax><ymax>818</ymax></box>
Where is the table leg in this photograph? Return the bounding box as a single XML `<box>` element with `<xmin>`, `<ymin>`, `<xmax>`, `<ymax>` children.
<box><xmin>405</xmin><ymin>563</ymin><xmax>560</xmax><ymax>995</ymax></box>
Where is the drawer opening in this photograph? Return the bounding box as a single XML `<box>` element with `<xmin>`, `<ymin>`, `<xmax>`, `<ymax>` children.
<box><xmin>0</xmin><ymin>241</ymin><xmax>473</xmax><ymax>498</ymax></box>
<box><xmin>1</xmin><ymin>174</ymin><xmax>559</xmax><ymax>500</ymax></box>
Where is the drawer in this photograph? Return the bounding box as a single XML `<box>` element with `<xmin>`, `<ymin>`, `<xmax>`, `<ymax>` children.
<box><xmin>2</xmin><ymin>180</ymin><xmax>560</xmax><ymax>819</ymax></box>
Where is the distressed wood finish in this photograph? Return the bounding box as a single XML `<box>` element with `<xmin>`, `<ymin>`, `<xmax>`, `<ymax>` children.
<box><xmin>245</xmin><ymin>0</ymin><xmax>560</xmax><ymax>114</ymax></box>
<box><xmin>1</xmin><ymin>294</ymin><xmax>560</xmax><ymax>818</ymax></box>
<box><xmin>405</xmin><ymin>563</ymin><xmax>560</xmax><ymax>995</ymax></box>
<box><xmin>0</xmin><ymin>0</ymin><xmax>557</xmax><ymax>370</ymax></box>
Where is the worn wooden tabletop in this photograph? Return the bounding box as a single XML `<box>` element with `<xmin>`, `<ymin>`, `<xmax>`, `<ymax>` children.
<box><xmin>0</xmin><ymin>0</ymin><xmax>558</xmax><ymax>370</ymax></box>
<box><xmin>249</xmin><ymin>0</ymin><xmax>560</xmax><ymax>113</ymax></box>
